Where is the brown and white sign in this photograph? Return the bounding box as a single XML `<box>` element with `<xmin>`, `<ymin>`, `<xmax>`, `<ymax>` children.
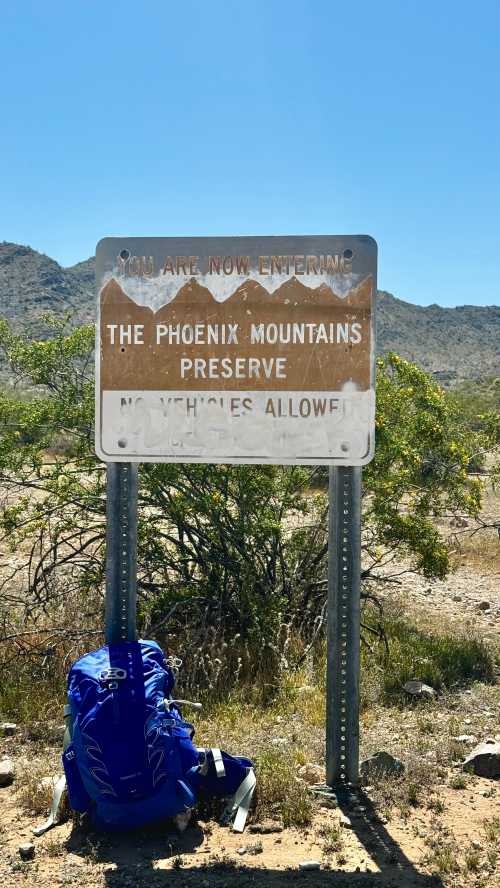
<box><xmin>95</xmin><ymin>236</ymin><xmax>376</xmax><ymax>464</ymax></box>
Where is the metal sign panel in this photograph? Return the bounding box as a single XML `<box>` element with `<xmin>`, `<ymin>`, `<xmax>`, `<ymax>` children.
<box><xmin>95</xmin><ymin>236</ymin><xmax>376</xmax><ymax>465</ymax></box>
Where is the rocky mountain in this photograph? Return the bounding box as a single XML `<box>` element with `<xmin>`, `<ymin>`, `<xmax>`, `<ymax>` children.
<box><xmin>1</xmin><ymin>241</ymin><xmax>499</xmax><ymax>383</ymax></box>
<box><xmin>376</xmin><ymin>290</ymin><xmax>500</xmax><ymax>384</ymax></box>
<box><xmin>0</xmin><ymin>242</ymin><xmax>94</xmax><ymax>331</ymax></box>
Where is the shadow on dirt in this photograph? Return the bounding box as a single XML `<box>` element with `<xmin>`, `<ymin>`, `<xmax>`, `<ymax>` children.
<box><xmin>63</xmin><ymin>788</ymin><xmax>443</xmax><ymax>888</ymax></box>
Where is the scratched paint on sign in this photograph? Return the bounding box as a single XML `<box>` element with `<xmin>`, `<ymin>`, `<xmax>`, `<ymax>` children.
<box><xmin>95</xmin><ymin>236</ymin><xmax>376</xmax><ymax>465</ymax></box>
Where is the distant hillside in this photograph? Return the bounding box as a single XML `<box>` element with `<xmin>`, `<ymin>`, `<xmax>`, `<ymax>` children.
<box><xmin>0</xmin><ymin>242</ymin><xmax>94</xmax><ymax>332</ymax></box>
<box><xmin>376</xmin><ymin>291</ymin><xmax>500</xmax><ymax>384</ymax></box>
<box><xmin>0</xmin><ymin>241</ymin><xmax>499</xmax><ymax>384</ymax></box>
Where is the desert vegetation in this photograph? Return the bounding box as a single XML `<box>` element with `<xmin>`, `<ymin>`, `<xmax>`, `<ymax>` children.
<box><xmin>0</xmin><ymin>317</ymin><xmax>499</xmax><ymax>886</ymax></box>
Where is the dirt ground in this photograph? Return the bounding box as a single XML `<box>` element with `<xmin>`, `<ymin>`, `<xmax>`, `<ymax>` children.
<box><xmin>0</xmin><ymin>781</ymin><xmax>497</xmax><ymax>888</ymax></box>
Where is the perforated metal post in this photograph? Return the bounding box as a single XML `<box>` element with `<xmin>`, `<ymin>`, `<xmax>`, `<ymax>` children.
<box><xmin>326</xmin><ymin>466</ymin><xmax>361</xmax><ymax>786</ymax></box>
<box><xmin>105</xmin><ymin>463</ymin><xmax>138</xmax><ymax>644</ymax></box>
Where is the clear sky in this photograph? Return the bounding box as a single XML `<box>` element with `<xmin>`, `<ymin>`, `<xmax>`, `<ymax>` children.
<box><xmin>1</xmin><ymin>1</ymin><xmax>499</xmax><ymax>307</ymax></box>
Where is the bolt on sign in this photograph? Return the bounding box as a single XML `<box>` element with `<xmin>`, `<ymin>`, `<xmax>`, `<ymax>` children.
<box><xmin>95</xmin><ymin>236</ymin><xmax>376</xmax><ymax>465</ymax></box>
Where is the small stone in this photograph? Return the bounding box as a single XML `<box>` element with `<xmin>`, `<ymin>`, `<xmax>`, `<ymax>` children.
<box><xmin>340</xmin><ymin>814</ymin><xmax>353</xmax><ymax>829</ymax></box>
<box><xmin>248</xmin><ymin>821</ymin><xmax>283</xmax><ymax>834</ymax></box>
<box><xmin>463</xmin><ymin>741</ymin><xmax>500</xmax><ymax>778</ymax></box>
<box><xmin>0</xmin><ymin>723</ymin><xmax>17</xmax><ymax>737</ymax></box>
<box><xmin>453</xmin><ymin>735</ymin><xmax>477</xmax><ymax>744</ymax></box>
<box><xmin>299</xmin><ymin>861</ymin><xmax>321</xmax><ymax>870</ymax></box>
<box><xmin>319</xmin><ymin>796</ymin><xmax>338</xmax><ymax>810</ymax></box>
<box><xmin>403</xmin><ymin>680</ymin><xmax>436</xmax><ymax>699</ymax></box>
<box><xmin>18</xmin><ymin>843</ymin><xmax>35</xmax><ymax>861</ymax></box>
<box><xmin>478</xmin><ymin>601</ymin><xmax>491</xmax><ymax>611</ymax></box>
<box><xmin>0</xmin><ymin>758</ymin><xmax>14</xmax><ymax>787</ymax></box>
<box><xmin>51</xmin><ymin>724</ymin><xmax>66</xmax><ymax>743</ymax></box>
<box><xmin>237</xmin><ymin>846</ymin><xmax>247</xmax><ymax>855</ymax></box>
<box><xmin>471</xmin><ymin>840</ymin><xmax>482</xmax><ymax>850</ymax></box>
<box><xmin>360</xmin><ymin>751</ymin><xmax>405</xmax><ymax>780</ymax></box>
<box><xmin>271</xmin><ymin>737</ymin><xmax>287</xmax><ymax>746</ymax></box>
<box><xmin>298</xmin><ymin>763</ymin><xmax>325</xmax><ymax>785</ymax></box>
<box><xmin>309</xmin><ymin>784</ymin><xmax>338</xmax><ymax>808</ymax></box>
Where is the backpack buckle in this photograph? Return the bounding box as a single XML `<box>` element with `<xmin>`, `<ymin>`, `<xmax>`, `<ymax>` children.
<box><xmin>99</xmin><ymin>668</ymin><xmax>127</xmax><ymax>682</ymax></box>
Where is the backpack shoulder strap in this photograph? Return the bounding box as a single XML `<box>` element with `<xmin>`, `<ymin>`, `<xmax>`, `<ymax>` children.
<box><xmin>222</xmin><ymin>767</ymin><xmax>257</xmax><ymax>833</ymax></box>
<box><xmin>32</xmin><ymin>775</ymin><xmax>67</xmax><ymax>837</ymax></box>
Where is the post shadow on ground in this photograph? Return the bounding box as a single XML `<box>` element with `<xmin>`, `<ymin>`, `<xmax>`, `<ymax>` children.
<box><xmin>64</xmin><ymin>789</ymin><xmax>444</xmax><ymax>888</ymax></box>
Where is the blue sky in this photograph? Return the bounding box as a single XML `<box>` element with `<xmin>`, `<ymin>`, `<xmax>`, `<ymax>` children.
<box><xmin>1</xmin><ymin>1</ymin><xmax>499</xmax><ymax>307</ymax></box>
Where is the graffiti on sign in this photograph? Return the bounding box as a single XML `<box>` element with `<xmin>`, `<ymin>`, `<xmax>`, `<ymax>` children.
<box><xmin>95</xmin><ymin>236</ymin><xmax>376</xmax><ymax>464</ymax></box>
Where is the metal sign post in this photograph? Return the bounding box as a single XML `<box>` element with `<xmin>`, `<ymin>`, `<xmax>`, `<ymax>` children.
<box><xmin>105</xmin><ymin>462</ymin><xmax>138</xmax><ymax>644</ymax></box>
<box><xmin>95</xmin><ymin>234</ymin><xmax>376</xmax><ymax>781</ymax></box>
<box><xmin>326</xmin><ymin>466</ymin><xmax>362</xmax><ymax>787</ymax></box>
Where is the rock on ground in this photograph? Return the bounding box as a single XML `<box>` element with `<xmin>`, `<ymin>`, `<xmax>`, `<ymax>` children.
<box><xmin>248</xmin><ymin>821</ymin><xmax>283</xmax><ymax>834</ymax></box>
<box><xmin>0</xmin><ymin>722</ymin><xmax>17</xmax><ymax>736</ymax></box>
<box><xmin>463</xmin><ymin>740</ymin><xmax>500</xmax><ymax>778</ymax></box>
<box><xmin>403</xmin><ymin>680</ymin><xmax>436</xmax><ymax>699</ymax></box>
<box><xmin>0</xmin><ymin>758</ymin><xmax>14</xmax><ymax>787</ymax></box>
<box><xmin>360</xmin><ymin>751</ymin><xmax>405</xmax><ymax>780</ymax></box>
<box><xmin>297</xmin><ymin>763</ymin><xmax>326</xmax><ymax>785</ymax></box>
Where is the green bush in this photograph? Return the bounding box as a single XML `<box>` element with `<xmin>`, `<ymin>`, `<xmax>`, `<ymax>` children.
<box><xmin>363</xmin><ymin>606</ymin><xmax>495</xmax><ymax>700</ymax></box>
<box><xmin>0</xmin><ymin>319</ymin><xmax>487</xmax><ymax>698</ymax></box>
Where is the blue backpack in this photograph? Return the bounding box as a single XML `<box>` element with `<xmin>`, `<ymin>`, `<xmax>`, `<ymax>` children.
<box><xmin>53</xmin><ymin>640</ymin><xmax>255</xmax><ymax>833</ymax></box>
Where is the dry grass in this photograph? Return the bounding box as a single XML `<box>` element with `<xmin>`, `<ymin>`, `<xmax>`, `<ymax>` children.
<box><xmin>252</xmin><ymin>748</ymin><xmax>313</xmax><ymax>827</ymax></box>
<box><xmin>449</xmin><ymin>773</ymin><xmax>468</xmax><ymax>790</ymax></box>
<box><xmin>318</xmin><ymin>822</ymin><xmax>343</xmax><ymax>855</ymax></box>
<box><xmin>484</xmin><ymin>816</ymin><xmax>500</xmax><ymax>845</ymax></box>
<box><xmin>450</xmin><ymin>526</ymin><xmax>500</xmax><ymax>575</ymax></box>
<box><xmin>15</xmin><ymin>757</ymin><xmax>60</xmax><ymax>816</ymax></box>
<box><xmin>423</xmin><ymin>822</ymin><xmax>461</xmax><ymax>876</ymax></box>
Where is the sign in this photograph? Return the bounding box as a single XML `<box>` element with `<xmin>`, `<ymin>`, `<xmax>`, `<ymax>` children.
<box><xmin>95</xmin><ymin>236</ymin><xmax>376</xmax><ymax>464</ymax></box>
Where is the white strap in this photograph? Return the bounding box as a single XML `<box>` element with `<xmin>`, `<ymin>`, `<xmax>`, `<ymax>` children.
<box><xmin>170</xmin><ymin>699</ymin><xmax>202</xmax><ymax>711</ymax></box>
<box><xmin>211</xmin><ymin>748</ymin><xmax>225</xmax><ymax>777</ymax></box>
<box><xmin>223</xmin><ymin>768</ymin><xmax>256</xmax><ymax>833</ymax></box>
<box><xmin>32</xmin><ymin>775</ymin><xmax>67</xmax><ymax>836</ymax></box>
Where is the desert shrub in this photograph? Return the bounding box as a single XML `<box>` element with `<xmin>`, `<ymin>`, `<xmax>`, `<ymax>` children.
<box><xmin>0</xmin><ymin>320</ymin><xmax>487</xmax><ymax>705</ymax></box>
<box><xmin>252</xmin><ymin>748</ymin><xmax>312</xmax><ymax>827</ymax></box>
<box><xmin>16</xmin><ymin>761</ymin><xmax>60</xmax><ymax>815</ymax></box>
<box><xmin>362</xmin><ymin>604</ymin><xmax>495</xmax><ymax>700</ymax></box>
